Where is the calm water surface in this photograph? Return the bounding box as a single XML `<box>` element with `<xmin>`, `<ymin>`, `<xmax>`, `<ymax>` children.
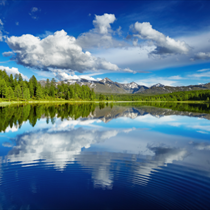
<box><xmin>0</xmin><ymin>103</ymin><xmax>210</xmax><ymax>209</ymax></box>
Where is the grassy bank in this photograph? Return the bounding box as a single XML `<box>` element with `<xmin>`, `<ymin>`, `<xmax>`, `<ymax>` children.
<box><xmin>0</xmin><ymin>100</ymin><xmax>209</xmax><ymax>107</ymax></box>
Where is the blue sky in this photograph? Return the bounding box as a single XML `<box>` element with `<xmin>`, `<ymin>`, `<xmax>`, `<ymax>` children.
<box><xmin>0</xmin><ymin>0</ymin><xmax>210</xmax><ymax>86</ymax></box>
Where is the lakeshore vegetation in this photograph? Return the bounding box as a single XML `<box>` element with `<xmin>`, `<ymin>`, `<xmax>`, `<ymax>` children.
<box><xmin>0</xmin><ymin>69</ymin><xmax>95</xmax><ymax>101</ymax></box>
<box><xmin>0</xmin><ymin>102</ymin><xmax>209</xmax><ymax>133</ymax></box>
<box><xmin>0</xmin><ymin>69</ymin><xmax>210</xmax><ymax>103</ymax></box>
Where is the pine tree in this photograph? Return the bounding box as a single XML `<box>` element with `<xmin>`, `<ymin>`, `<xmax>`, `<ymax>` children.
<box><xmin>5</xmin><ymin>87</ymin><xmax>14</xmax><ymax>101</ymax></box>
<box><xmin>23</xmin><ymin>88</ymin><xmax>30</xmax><ymax>101</ymax></box>
<box><xmin>0</xmin><ymin>79</ymin><xmax>7</xmax><ymax>98</ymax></box>
<box><xmin>66</xmin><ymin>91</ymin><xmax>70</xmax><ymax>100</ymax></box>
<box><xmin>36</xmin><ymin>86</ymin><xmax>43</xmax><ymax>99</ymax></box>
<box><xmin>29</xmin><ymin>75</ymin><xmax>38</xmax><ymax>97</ymax></box>
<box><xmin>69</xmin><ymin>87</ymin><xmax>75</xmax><ymax>98</ymax></box>
<box><xmin>18</xmin><ymin>73</ymin><xmax>23</xmax><ymax>82</ymax></box>
<box><xmin>9</xmin><ymin>74</ymin><xmax>14</xmax><ymax>88</ymax></box>
<box><xmin>14</xmin><ymin>85</ymin><xmax>22</xmax><ymax>100</ymax></box>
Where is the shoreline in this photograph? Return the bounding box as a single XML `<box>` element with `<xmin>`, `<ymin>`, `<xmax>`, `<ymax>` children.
<box><xmin>0</xmin><ymin>100</ymin><xmax>209</xmax><ymax>107</ymax></box>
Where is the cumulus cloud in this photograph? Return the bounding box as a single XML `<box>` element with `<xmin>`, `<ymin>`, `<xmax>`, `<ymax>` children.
<box><xmin>134</xmin><ymin>145</ymin><xmax>188</xmax><ymax>181</ymax></box>
<box><xmin>0</xmin><ymin>66</ymin><xmax>28</xmax><ymax>80</ymax></box>
<box><xmin>192</xmin><ymin>52</ymin><xmax>210</xmax><ymax>60</ymax></box>
<box><xmin>55</xmin><ymin>71</ymin><xmax>97</xmax><ymax>81</ymax></box>
<box><xmin>4</xmin><ymin>127</ymin><xmax>123</xmax><ymax>170</ymax></box>
<box><xmin>76</xmin><ymin>13</ymin><xmax>128</xmax><ymax>50</ymax></box>
<box><xmin>0</xmin><ymin>19</ymin><xmax>3</xmax><ymax>26</ymax></box>
<box><xmin>134</xmin><ymin>22</ymin><xmax>190</xmax><ymax>55</ymax></box>
<box><xmin>189</xmin><ymin>142</ymin><xmax>210</xmax><ymax>150</ymax></box>
<box><xmin>93</xmin><ymin>13</ymin><xmax>116</xmax><ymax>34</ymax></box>
<box><xmin>6</xmin><ymin>30</ymin><xmax>122</xmax><ymax>73</ymax></box>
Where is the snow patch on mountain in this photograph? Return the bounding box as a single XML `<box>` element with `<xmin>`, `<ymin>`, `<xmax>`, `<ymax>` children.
<box><xmin>151</xmin><ymin>83</ymin><xmax>165</xmax><ymax>88</ymax></box>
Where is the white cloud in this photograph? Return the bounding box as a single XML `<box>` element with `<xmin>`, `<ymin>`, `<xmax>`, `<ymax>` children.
<box><xmin>29</xmin><ymin>7</ymin><xmax>40</xmax><ymax>19</ymax></box>
<box><xmin>4</xmin><ymin>127</ymin><xmax>123</xmax><ymax>170</ymax></box>
<box><xmin>168</xmin><ymin>75</ymin><xmax>183</xmax><ymax>80</ymax></box>
<box><xmin>55</xmin><ymin>71</ymin><xmax>97</xmax><ymax>81</ymax></box>
<box><xmin>0</xmin><ymin>31</ymin><xmax>2</xmax><ymax>41</ymax></box>
<box><xmin>15</xmin><ymin>22</ymin><xmax>19</xmax><ymax>26</ymax></box>
<box><xmin>2</xmin><ymin>142</ymin><xmax>13</xmax><ymax>147</ymax></box>
<box><xmin>197</xmin><ymin>68</ymin><xmax>210</xmax><ymax>72</ymax></box>
<box><xmin>192</xmin><ymin>52</ymin><xmax>210</xmax><ymax>60</ymax></box>
<box><xmin>134</xmin><ymin>22</ymin><xmax>190</xmax><ymax>55</ymax></box>
<box><xmin>124</xmin><ymin>68</ymin><xmax>136</xmax><ymax>73</ymax></box>
<box><xmin>0</xmin><ymin>19</ymin><xmax>3</xmax><ymax>26</ymax></box>
<box><xmin>76</xmin><ymin>13</ymin><xmax>128</xmax><ymax>50</ymax></box>
<box><xmin>2</xmin><ymin>51</ymin><xmax>13</xmax><ymax>57</ymax></box>
<box><xmin>6</xmin><ymin>30</ymin><xmax>121</xmax><ymax>73</ymax></box>
<box><xmin>31</xmin><ymin>7</ymin><xmax>38</xmax><ymax>12</ymax></box>
<box><xmin>116</xmin><ymin>26</ymin><xmax>122</xmax><ymax>36</ymax></box>
<box><xmin>0</xmin><ymin>66</ymin><xmax>28</xmax><ymax>80</ymax></box>
<box><xmin>189</xmin><ymin>142</ymin><xmax>210</xmax><ymax>150</ymax></box>
<box><xmin>189</xmin><ymin>70</ymin><xmax>210</xmax><ymax>78</ymax></box>
<box><xmin>93</xmin><ymin>13</ymin><xmax>116</xmax><ymax>34</ymax></box>
<box><xmin>136</xmin><ymin>76</ymin><xmax>178</xmax><ymax>87</ymax></box>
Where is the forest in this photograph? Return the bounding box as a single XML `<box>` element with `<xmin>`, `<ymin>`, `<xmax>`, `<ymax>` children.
<box><xmin>101</xmin><ymin>90</ymin><xmax>210</xmax><ymax>102</ymax></box>
<box><xmin>0</xmin><ymin>103</ymin><xmax>96</xmax><ymax>132</ymax></box>
<box><xmin>0</xmin><ymin>69</ymin><xmax>210</xmax><ymax>102</ymax></box>
<box><xmin>0</xmin><ymin>70</ymin><xmax>96</xmax><ymax>101</ymax></box>
<box><xmin>0</xmin><ymin>102</ymin><xmax>210</xmax><ymax>133</ymax></box>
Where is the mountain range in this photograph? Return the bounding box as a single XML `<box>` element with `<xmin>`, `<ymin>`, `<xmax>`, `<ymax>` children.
<box><xmin>39</xmin><ymin>77</ymin><xmax>210</xmax><ymax>95</ymax></box>
<box><xmin>90</xmin><ymin>106</ymin><xmax>210</xmax><ymax>123</ymax></box>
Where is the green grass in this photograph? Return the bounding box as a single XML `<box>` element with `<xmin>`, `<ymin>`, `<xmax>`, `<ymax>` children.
<box><xmin>0</xmin><ymin>99</ymin><xmax>209</xmax><ymax>107</ymax></box>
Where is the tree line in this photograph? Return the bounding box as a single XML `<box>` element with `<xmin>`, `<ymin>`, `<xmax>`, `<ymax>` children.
<box><xmin>0</xmin><ymin>103</ymin><xmax>96</xmax><ymax>132</ymax></box>
<box><xmin>101</xmin><ymin>90</ymin><xmax>210</xmax><ymax>102</ymax></box>
<box><xmin>1</xmin><ymin>101</ymin><xmax>210</xmax><ymax>133</ymax></box>
<box><xmin>0</xmin><ymin>70</ymin><xmax>96</xmax><ymax>101</ymax></box>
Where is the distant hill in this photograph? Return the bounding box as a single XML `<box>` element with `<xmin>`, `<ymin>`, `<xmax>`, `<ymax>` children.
<box><xmin>39</xmin><ymin>77</ymin><xmax>210</xmax><ymax>95</ymax></box>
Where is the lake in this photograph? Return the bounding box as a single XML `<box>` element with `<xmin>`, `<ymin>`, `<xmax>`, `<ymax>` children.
<box><xmin>0</xmin><ymin>102</ymin><xmax>210</xmax><ymax>209</ymax></box>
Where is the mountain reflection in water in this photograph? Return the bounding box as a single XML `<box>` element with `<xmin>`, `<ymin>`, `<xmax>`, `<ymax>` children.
<box><xmin>0</xmin><ymin>103</ymin><xmax>210</xmax><ymax>209</ymax></box>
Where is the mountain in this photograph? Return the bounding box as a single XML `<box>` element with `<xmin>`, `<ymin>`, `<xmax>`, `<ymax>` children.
<box><xmin>151</xmin><ymin>83</ymin><xmax>164</xmax><ymax>88</ymax></box>
<box><xmin>136</xmin><ymin>83</ymin><xmax>210</xmax><ymax>95</ymax></box>
<box><xmin>39</xmin><ymin>77</ymin><xmax>210</xmax><ymax>95</ymax></box>
<box><xmin>90</xmin><ymin>106</ymin><xmax>210</xmax><ymax>123</ymax></box>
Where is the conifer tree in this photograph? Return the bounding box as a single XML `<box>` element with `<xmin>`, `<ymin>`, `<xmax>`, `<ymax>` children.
<box><xmin>14</xmin><ymin>85</ymin><xmax>22</xmax><ymax>100</ymax></box>
<box><xmin>9</xmin><ymin>74</ymin><xmax>14</xmax><ymax>88</ymax></box>
<box><xmin>23</xmin><ymin>88</ymin><xmax>30</xmax><ymax>101</ymax></box>
<box><xmin>5</xmin><ymin>86</ymin><xmax>14</xmax><ymax>101</ymax></box>
<box><xmin>18</xmin><ymin>73</ymin><xmax>23</xmax><ymax>82</ymax></box>
<box><xmin>66</xmin><ymin>91</ymin><xmax>70</xmax><ymax>100</ymax></box>
<box><xmin>29</xmin><ymin>75</ymin><xmax>38</xmax><ymax>97</ymax></box>
<box><xmin>36</xmin><ymin>86</ymin><xmax>43</xmax><ymax>99</ymax></box>
<box><xmin>0</xmin><ymin>79</ymin><xmax>7</xmax><ymax>98</ymax></box>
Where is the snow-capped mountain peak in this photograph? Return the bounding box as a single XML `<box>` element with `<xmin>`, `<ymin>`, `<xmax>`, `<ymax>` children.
<box><xmin>151</xmin><ymin>83</ymin><xmax>164</xmax><ymax>88</ymax></box>
<box><xmin>129</xmin><ymin>82</ymin><xmax>139</xmax><ymax>88</ymax></box>
<box><xmin>100</xmin><ymin>77</ymin><xmax>113</xmax><ymax>83</ymax></box>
